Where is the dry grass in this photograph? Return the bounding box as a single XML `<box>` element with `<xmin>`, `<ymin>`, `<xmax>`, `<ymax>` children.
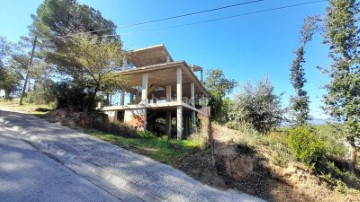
<box><xmin>0</xmin><ymin>98</ymin><xmax>54</xmax><ymax>115</ymax></box>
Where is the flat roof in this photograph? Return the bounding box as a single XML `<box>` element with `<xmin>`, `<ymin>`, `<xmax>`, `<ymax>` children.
<box><xmin>129</xmin><ymin>44</ymin><xmax>173</xmax><ymax>67</ymax></box>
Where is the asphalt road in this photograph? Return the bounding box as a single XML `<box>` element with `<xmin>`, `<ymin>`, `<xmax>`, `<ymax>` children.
<box><xmin>0</xmin><ymin>127</ymin><xmax>123</xmax><ymax>202</ymax></box>
<box><xmin>0</xmin><ymin>109</ymin><xmax>265</xmax><ymax>202</ymax></box>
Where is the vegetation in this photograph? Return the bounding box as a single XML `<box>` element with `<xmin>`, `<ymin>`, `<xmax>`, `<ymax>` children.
<box><xmin>289</xmin><ymin>16</ymin><xmax>320</xmax><ymax>125</ymax></box>
<box><xmin>228</xmin><ymin>77</ymin><xmax>284</xmax><ymax>134</ymax></box>
<box><xmin>27</xmin><ymin>0</ymin><xmax>122</xmax><ymax>111</ymax></box>
<box><xmin>322</xmin><ymin>0</ymin><xmax>360</xmax><ymax>169</ymax></box>
<box><xmin>1</xmin><ymin>0</ymin><xmax>359</xmax><ymax>200</ymax></box>
<box><xmin>93</xmin><ymin>132</ymin><xmax>203</xmax><ymax>164</ymax></box>
<box><xmin>49</xmin><ymin>33</ymin><xmax>126</xmax><ymax>110</ymax></box>
<box><xmin>204</xmin><ymin>69</ymin><xmax>237</xmax><ymax>123</ymax></box>
<box><xmin>288</xmin><ymin>126</ymin><xmax>325</xmax><ymax>165</ymax></box>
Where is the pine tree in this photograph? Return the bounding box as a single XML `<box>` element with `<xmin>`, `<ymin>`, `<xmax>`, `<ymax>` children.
<box><xmin>290</xmin><ymin>16</ymin><xmax>320</xmax><ymax>125</ymax></box>
<box><xmin>323</xmin><ymin>0</ymin><xmax>360</xmax><ymax>168</ymax></box>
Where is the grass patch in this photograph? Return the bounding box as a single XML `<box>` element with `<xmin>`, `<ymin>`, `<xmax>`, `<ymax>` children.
<box><xmin>88</xmin><ymin>130</ymin><xmax>204</xmax><ymax>164</ymax></box>
<box><xmin>0</xmin><ymin>98</ymin><xmax>54</xmax><ymax>115</ymax></box>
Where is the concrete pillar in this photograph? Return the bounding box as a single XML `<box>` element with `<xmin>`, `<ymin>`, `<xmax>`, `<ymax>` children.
<box><xmin>120</xmin><ymin>90</ymin><xmax>125</xmax><ymax>106</ymax></box>
<box><xmin>130</xmin><ymin>93</ymin><xmax>134</xmax><ymax>104</ymax></box>
<box><xmin>186</xmin><ymin>115</ymin><xmax>190</xmax><ymax>136</ymax></box>
<box><xmin>190</xmin><ymin>83</ymin><xmax>195</xmax><ymax>106</ymax></box>
<box><xmin>177</xmin><ymin>68</ymin><xmax>182</xmax><ymax>103</ymax></box>
<box><xmin>191</xmin><ymin>111</ymin><xmax>196</xmax><ymax>133</ymax></box>
<box><xmin>166</xmin><ymin>85</ymin><xmax>171</xmax><ymax>102</ymax></box>
<box><xmin>177</xmin><ymin>106</ymin><xmax>183</xmax><ymax>140</ymax></box>
<box><xmin>142</xmin><ymin>73</ymin><xmax>148</xmax><ymax>104</ymax></box>
<box><xmin>166</xmin><ymin>112</ymin><xmax>172</xmax><ymax>136</ymax></box>
<box><xmin>123</xmin><ymin>58</ymin><xmax>128</xmax><ymax>70</ymax></box>
<box><xmin>143</xmin><ymin>109</ymin><xmax>147</xmax><ymax>130</ymax></box>
<box><xmin>105</xmin><ymin>111</ymin><xmax>118</xmax><ymax>122</ymax></box>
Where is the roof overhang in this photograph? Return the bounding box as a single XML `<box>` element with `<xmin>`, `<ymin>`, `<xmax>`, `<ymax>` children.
<box><xmin>113</xmin><ymin>61</ymin><xmax>209</xmax><ymax>97</ymax></box>
<box><xmin>128</xmin><ymin>44</ymin><xmax>173</xmax><ymax>67</ymax></box>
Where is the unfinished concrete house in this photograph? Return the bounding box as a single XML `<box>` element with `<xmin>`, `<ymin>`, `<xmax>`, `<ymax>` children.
<box><xmin>99</xmin><ymin>44</ymin><xmax>210</xmax><ymax>140</ymax></box>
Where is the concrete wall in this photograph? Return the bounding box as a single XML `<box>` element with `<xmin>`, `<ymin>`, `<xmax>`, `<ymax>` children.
<box><xmin>124</xmin><ymin>109</ymin><xmax>146</xmax><ymax>130</ymax></box>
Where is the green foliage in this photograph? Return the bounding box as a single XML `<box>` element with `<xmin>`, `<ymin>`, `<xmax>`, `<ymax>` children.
<box><xmin>288</xmin><ymin>126</ymin><xmax>325</xmax><ymax>165</ymax></box>
<box><xmin>229</xmin><ymin>77</ymin><xmax>284</xmax><ymax>134</ymax></box>
<box><xmin>30</xmin><ymin>0</ymin><xmax>116</xmax><ymax>40</ymax></box>
<box><xmin>289</xmin><ymin>45</ymin><xmax>311</xmax><ymax>125</ymax></box>
<box><xmin>24</xmin><ymin>78</ymin><xmax>56</xmax><ymax>104</ymax></box>
<box><xmin>48</xmin><ymin>33</ymin><xmax>126</xmax><ymax>111</ymax></box>
<box><xmin>323</xmin><ymin>0</ymin><xmax>360</xmax><ymax>140</ymax></box>
<box><xmin>204</xmin><ymin>69</ymin><xmax>237</xmax><ymax>123</ymax></box>
<box><xmin>30</xmin><ymin>0</ymin><xmax>122</xmax><ymax>111</ymax></box>
<box><xmin>93</xmin><ymin>133</ymin><xmax>202</xmax><ymax>164</ymax></box>
<box><xmin>289</xmin><ymin>16</ymin><xmax>320</xmax><ymax>125</ymax></box>
<box><xmin>0</xmin><ymin>66</ymin><xmax>21</xmax><ymax>99</ymax></box>
<box><xmin>51</xmin><ymin>81</ymin><xmax>88</xmax><ymax>110</ymax></box>
<box><xmin>313</xmin><ymin>124</ymin><xmax>347</xmax><ymax>160</ymax></box>
<box><xmin>137</xmin><ymin>131</ymin><xmax>157</xmax><ymax>139</ymax></box>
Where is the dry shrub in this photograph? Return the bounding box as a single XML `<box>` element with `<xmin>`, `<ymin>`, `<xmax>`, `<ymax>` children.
<box><xmin>188</xmin><ymin>114</ymin><xmax>210</xmax><ymax>148</ymax></box>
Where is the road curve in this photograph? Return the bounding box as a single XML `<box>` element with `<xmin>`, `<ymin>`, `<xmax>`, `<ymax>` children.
<box><xmin>0</xmin><ymin>109</ymin><xmax>265</xmax><ymax>202</ymax></box>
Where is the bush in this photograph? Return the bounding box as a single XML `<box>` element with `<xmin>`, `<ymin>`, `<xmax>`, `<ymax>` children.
<box><xmin>51</xmin><ymin>81</ymin><xmax>89</xmax><ymax>111</ymax></box>
<box><xmin>229</xmin><ymin>78</ymin><xmax>284</xmax><ymax>134</ymax></box>
<box><xmin>288</xmin><ymin>126</ymin><xmax>325</xmax><ymax>165</ymax></box>
<box><xmin>137</xmin><ymin>131</ymin><xmax>157</xmax><ymax>139</ymax></box>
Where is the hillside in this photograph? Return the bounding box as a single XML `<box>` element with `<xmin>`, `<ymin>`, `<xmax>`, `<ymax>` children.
<box><xmin>1</xmin><ymin>101</ymin><xmax>359</xmax><ymax>202</ymax></box>
<box><xmin>173</xmin><ymin>124</ymin><xmax>360</xmax><ymax>202</ymax></box>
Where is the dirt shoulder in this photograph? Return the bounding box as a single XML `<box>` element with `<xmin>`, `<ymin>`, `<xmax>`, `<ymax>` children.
<box><xmin>2</xmin><ymin>103</ymin><xmax>358</xmax><ymax>202</ymax></box>
<box><xmin>173</xmin><ymin>125</ymin><xmax>360</xmax><ymax>202</ymax></box>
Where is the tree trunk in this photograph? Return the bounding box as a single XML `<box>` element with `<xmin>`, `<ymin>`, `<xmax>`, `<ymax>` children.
<box><xmin>19</xmin><ymin>70</ymin><xmax>29</xmax><ymax>105</ymax></box>
<box><xmin>87</xmin><ymin>83</ymin><xmax>100</xmax><ymax>112</ymax></box>
<box><xmin>344</xmin><ymin>139</ymin><xmax>357</xmax><ymax>171</ymax></box>
<box><xmin>4</xmin><ymin>89</ymin><xmax>10</xmax><ymax>100</ymax></box>
<box><xmin>106</xmin><ymin>93</ymin><xmax>110</xmax><ymax>106</ymax></box>
<box><xmin>19</xmin><ymin>36</ymin><xmax>37</xmax><ymax>105</ymax></box>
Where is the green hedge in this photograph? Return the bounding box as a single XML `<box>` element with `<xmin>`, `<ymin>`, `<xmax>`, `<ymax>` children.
<box><xmin>288</xmin><ymin>126</ymin><xmax>325</xmax><ymax>165</ymax></box>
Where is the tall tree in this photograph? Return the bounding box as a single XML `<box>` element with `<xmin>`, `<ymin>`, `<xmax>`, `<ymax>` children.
<box><xmin>289</xmin><ymin>16</ymin><xmax>320</xmax><ymax>125</ymax></box>
<box><xmin>29</xmin><ymin>0</ymin><xmax>118</xmax><ymax>75</ymax></box>
<box><xmin>51</xmin><ymin>33</ymin><xmax>126</xmax><ymax>111</ymax></box>
<box><xmin>29</xmin><ymin>0</ymin><xmax>122</xmax><ymax>110</ymax></box>
<box><xmin>323</xmin><ymin>0</ymin><xmax>360</xmax><ymax>168</ymax></box>
<box><xmin>204</xmin><ymin>69</ymin><xmax>237</xmax><ymax>123</ymax></box>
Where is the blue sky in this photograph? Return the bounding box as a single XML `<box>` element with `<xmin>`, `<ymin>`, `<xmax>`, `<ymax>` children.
<box><xmin>0</xmin><ymin>0</ymin><xmax>331</xmax><ymax>119</ymax></box>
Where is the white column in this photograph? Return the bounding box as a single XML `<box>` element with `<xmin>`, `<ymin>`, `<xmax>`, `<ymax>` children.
<box><xmin>123</xmin><ymin>57</ymin><xmax>128</xmax><ymax>70</ymax></box>
<box><xmin>166</xmin><ymin>112</ymin><xmax>172</xmax><ymax>136</ymax></box>
<box><xmin>191</xmin><ymin>111</ymin><xmax>196</xmax><ymax>133</ymax></box>
<box><xmin>190</xmin><ymin>83</ymin><xmax>195</xmax><ymax>106</ymax></box>
<box><xmin>166</xmin><ymin>85</ymin><xmax>172</xmax><ymax>102</ymax></box>
<box><xmin>130</xmin><ymin>93</ymin><xmax>134</xmax><ymax>104</ymax></box>
<box><xmin>177</xmin><ymin>106</ymin><xmax>183</xmax><ymax>140</ymax></box>
<box><xmin>120</xmin><ymin>90</ymin><xmax>125</xmax><ymax>106</ymax></box>
<box><xmin>177</xmin><ymin>68</ymin><xmax>182</xmax><ymax>103</ymax></box>
<box><xmin>142</xmin><ymin>73</ymin><xmax>148</xmax><ymax>104</ymax></box>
